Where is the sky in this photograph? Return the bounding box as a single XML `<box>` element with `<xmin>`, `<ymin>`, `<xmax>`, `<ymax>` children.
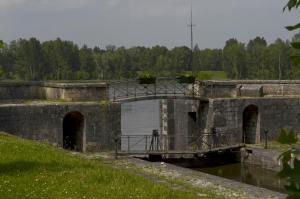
<box><xmin>0</xmin><ymin>0</ymin><xmax>298</xmax><ymax>49</ymax></box>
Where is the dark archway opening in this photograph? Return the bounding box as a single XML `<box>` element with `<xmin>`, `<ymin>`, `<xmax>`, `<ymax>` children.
<box><xmin>63</xmin><ymin>111</ymin><xmax>84</xmax><ymax>152</ymax></box>
<box><xmin>243</xmin><ymin>105</ymin><xmax>259</xmax><ymax>144</ymax></box>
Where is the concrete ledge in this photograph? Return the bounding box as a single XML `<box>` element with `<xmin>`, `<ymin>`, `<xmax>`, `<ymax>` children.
<box><xmin>0</xmin><ymin>81</ymin><xmax>108</xmax><ymax>101</ymax></box>
<box><xmin>241</xmin><ymin>147</ymin><xmax>282</xmax><ymax>171</ymax></box>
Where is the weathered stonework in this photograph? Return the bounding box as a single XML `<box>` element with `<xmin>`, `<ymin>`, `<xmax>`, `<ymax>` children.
<box><xmin>2</xmin><ymin>80</ymin><xmax>300</xmax><ymax>153</ymax></box>
<box><xmin>241</xmin><ymin>148</ymin><xmax>282</xmax><ymax>171</ymax></box>
<box><xmin>0</xmin><ymin>102</ymin><xmax>121</xmax><ymax>152</ymax></box>
<box><xmin>0</xmin><ymin>81</ymin><xmax>108</xmax><ymax>102</ymax></box>
<box><xmin>205</xmin><ymin>97</ymin><xmax>300</xmax><ymax>143</ymax></box>
<box><xmin>165</xmin><ymin>99</ymin><xmax>200</xmax><ymax>151</ymax></box>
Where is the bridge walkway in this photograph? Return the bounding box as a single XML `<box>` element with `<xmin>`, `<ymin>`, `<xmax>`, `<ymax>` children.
<box><xmin>117</xmin><ymin>144</ymin><xmax>245</xmax><ymax>156</ymax></box>
<box><xmin>108</xmin><ymin>77</ymin><xmax>205</xmax><ymax>102</ymax></box>
<box><xmin>115</xmin><ymin>134</ymin><xmax>245</xmax><ymax>157</ymax></box>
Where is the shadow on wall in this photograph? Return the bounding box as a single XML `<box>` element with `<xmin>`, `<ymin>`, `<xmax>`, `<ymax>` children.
<box><xmin>63</xmin><ymin>111</ymin><xmax>84</xmax><ymax>152</ymax></box>
<box><xmin>243</xmin><ymin>105</ymin><xmax>259</xmax><ymax>144</ymax></box>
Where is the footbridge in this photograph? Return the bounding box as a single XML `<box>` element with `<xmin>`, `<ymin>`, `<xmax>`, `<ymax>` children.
<box><xmin>115</xmin><ymin>133</ymin><xmax>245</xmax><ymax>157</ymax></box>
<box><xmin>108</xmin><ymin>77</ymin><xmax>207</xmax><ymax>103</ymax></box>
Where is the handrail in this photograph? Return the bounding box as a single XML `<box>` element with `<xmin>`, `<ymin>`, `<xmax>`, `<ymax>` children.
<box><xmin>108</xmin><ymin>77</ymin><xmax>202</xmax><ymax>101</ymax></box>
<box><xmin>117</xmin><ymin>133</ymin><xmax>238</xmax><ymax>153</ymax></box>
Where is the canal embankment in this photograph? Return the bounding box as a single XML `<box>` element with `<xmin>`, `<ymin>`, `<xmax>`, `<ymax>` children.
<box><xmin>241</xmin><ymin>147</ymin><xmax>282</xmax><ymax>171</ymax></box>
<box><xmin>123</xmin><ymin>157</ymin><xmax>287</xmax><ymax>199</ymax></box>
<box><xmin>130</xmin><ymin>146</ymin><xmax>290</xmax><ymax>197</ymax></box>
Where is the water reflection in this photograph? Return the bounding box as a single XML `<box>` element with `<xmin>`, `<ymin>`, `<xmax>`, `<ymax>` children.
<box><xmin>197</xmin><ymin>163</ymin><xmax>287</xmax><ymax>193</ymax></box>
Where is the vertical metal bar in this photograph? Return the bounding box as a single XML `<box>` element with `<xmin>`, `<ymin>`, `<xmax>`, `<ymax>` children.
<box><xmin>115</xmin><ymin>137</ymin><xmax>118</xmax><ymax>159</ymax></box>
<box><xmin>128</xmin><ymin>136</ymin><xmax>130</xmax><ymax>152</ymax></box>
<box><xmin>145</xmin><ymin>136</ymin><xmax>148</xmax><ymax>151</ymax></box>
<box><xmin>113</xmin><ymin>86</ymin><xmax>116</xmax><ymax>101</ymax></box>
<box><xmin>192</xmin><ymin>83</ymin><xmax>195</xmax><ymax>98</ymax></box>
<box><xmin>126</xmin><ymin>80</ymin><xmax>129</xmax><ymax>97</ymax></box>
<box><xmin>106</xmin><ymin>83</ymin><xmax>110</xmax><ymax>101</ymax></box>
<box><xmin>154</xmin><ymin>82</ymin><xmax>157</xmax><ymax>96</ymax></box>
<box><xmin>173</xmin><ymin>83</ymin><xmax>176</xmax><ymax>97</ymax></box>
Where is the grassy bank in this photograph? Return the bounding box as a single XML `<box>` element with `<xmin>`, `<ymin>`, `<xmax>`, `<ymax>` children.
<box><xmin>249</xmin><ymin>141</ymin><xmax>300</xmax><ymax>153</ymax></box>
<box><xmin>196</xmin><ymin>71</ymin><xmax>227</xmax><ymax>80</ymax></box>
<box><xmin>0</xmin><ymin>133</ymin><xmax>201</xmax><ymax>199</ymax></box>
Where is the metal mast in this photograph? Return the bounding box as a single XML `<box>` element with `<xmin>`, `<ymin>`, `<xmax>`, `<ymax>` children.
<box><xmin>188</xmin><ymin>0</ymin><xmax>196</xmax><ymax>71</ymax></box>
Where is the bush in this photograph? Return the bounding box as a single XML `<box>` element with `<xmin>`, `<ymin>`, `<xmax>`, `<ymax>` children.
<box><xmin>138</xmin><ymin>71</ymin><xmax>156</xmax><ymax>84</ymax></box>
<box><xmin>277</xmin><ymin>128</ymin><xmax>298</xmax><ymax>144</ymax></box>
<box><xmin>177</xmin><ymin>71</ymin><xmax>196</xmax><ymax>84</ymax></box>
<box><xmin>196</xmin><ymin>71</ymin><xmax>227</xmax><ymax>80</ymax></box>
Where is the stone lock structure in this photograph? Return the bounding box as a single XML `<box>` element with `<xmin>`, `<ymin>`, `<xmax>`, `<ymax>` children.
<box><xmin>0</xmin><ymin>80</ymin><xmax>300</xmax><ymax>152</ymax></box>
<box><xmin>0</xmin><ymin>81</ymin><xmax>121</xmax><ymax>152</ymax></box>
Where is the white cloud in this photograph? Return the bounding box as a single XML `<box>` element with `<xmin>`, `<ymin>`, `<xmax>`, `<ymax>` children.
<box><xmin>128</xmin><ymin>0</ymin><xmax>189</xmax><ymax>19</ymax></box>
<box><xmin>0</xmin><ymin>0</ymin><xmax>96</xmax><ymax>11</ymax></box>
<box><xmin>106</xmin><ymin>0</ymin><xmax>120</xmax><ymax>7</ymax></box>
<box><xmin>0</xmin><ymin>0</ymin><xmax>26</xmax><ymax>8</ymax></box>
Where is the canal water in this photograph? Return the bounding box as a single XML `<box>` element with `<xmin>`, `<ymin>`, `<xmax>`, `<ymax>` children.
<box><xmin>121</xmin><ymin>100</ymin><xmax>287</xmax><ymax>194</ymax></box>
<box><xmin>197</xmin><ymin>163</ymin><xmax>287</xmax><ymax>193</ymax></box>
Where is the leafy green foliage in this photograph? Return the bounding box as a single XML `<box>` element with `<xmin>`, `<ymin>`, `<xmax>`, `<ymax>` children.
<box><xmin>0</xmin><ymin>36</ymin><xmax>296</xmax><ymax>81</ymax></box>
<box><xmin>284</xmin><ymin>0</ymin><xmax>300</xmax><ymax>11</ymax></box>
<box><xmin>278</xmin><ymin>150</ymin><xmax>300</xmax><ymax>199</ymax></box>
<box><xmin>276</xmin><ymin>3</ymin><xmax>300</xmax><ymax>198</ymax></box>
<box><xmin>138</xmin><ymin>71</ymin><xmax>156</xmax><ymax>84</ymax></box>
<box><xmin>177</xmin><ymin>71</ymin><xmax>195</xmax><ymax>83</ymax></box>
<box><xmin>223</xmin><ymin>38</ymin><xmax>246</xmax><ymax>79</ymax></box>
<box><xmin>284</xmin><ymin>0</ymin><xmax>300</xmax><ymax>67</ymax></box>
<box><xmin>286</xmin><ymin>23</ymin><xmax>300</xmax><ymax>31</ymax></box>
<box><xmin>0</xmin><ymin>40</ymin><xmax>4</xmax><ymax>49</ymax></box>
<box><xmin>277</xmin><ymin>129</ymin><xmax>298</xmax><ymax>144</ymax></box>
<box><xmin>196</xmin><ymin>71</ymin><xmax>227</xmax><ymax>80</ymax></box>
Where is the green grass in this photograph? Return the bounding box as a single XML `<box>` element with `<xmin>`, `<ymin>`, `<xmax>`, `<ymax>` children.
<box><xmin>0</xmin><ymin>133</ymin><xmax>200</xmax><ymax>199</ymax></box>
<box><xmin>196</xmin><ymin>71</ymin><xmax>227</xmax><ymax>80</ymax></box>
<box><xmin>249</xmin><ymin>141</ymin><xmax>300</xmax><ymax>153</ymax></box>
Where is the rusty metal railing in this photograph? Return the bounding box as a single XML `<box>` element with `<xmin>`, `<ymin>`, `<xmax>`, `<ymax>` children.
<box><xmin>108</xmin><ymin>77</ymin><xmax>202</xmax><ymax>101</ymax></box>
<box><xmin>116</xmin><ymin>133</ymin><xmax>238</xmax><ymax>154</ymax></box>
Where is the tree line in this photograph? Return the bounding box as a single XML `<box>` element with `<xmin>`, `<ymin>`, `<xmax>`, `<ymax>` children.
<box><xmin>1</xmin><ymin>34</ymin><xmax>300</xmax><ymax>81</ymax></box>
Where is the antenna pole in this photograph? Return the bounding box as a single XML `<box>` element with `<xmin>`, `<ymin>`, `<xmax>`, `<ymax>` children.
<box><xmin>188</xmin><ymin>0</ymin><xmax>196</xmax><ymax>72</ymax></box>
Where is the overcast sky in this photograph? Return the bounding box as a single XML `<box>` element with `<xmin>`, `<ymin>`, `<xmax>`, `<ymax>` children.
<box><xmin>0</xmin><ymin>0</ymin><xmax>298</xmax><ymax>49</ymax></box>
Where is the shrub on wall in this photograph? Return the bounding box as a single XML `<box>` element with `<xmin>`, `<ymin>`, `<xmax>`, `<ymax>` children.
<box><xmin>138</xmin><ymin>71</ymin><xmax>156</xmax><ymax>84</ymax></box>
<box><xmin>277</xmin><ymin>128</ymin><xmax>298</xmax><ymax>145</ymax></box>
<box><xmin>196</xmin><ymin>71</ymin><xmax>227</xmax><ymax>80</ymax></box>
<box><xmin>177</xmin><ymin>71</ymin><xmax>196</xmax><ymax>84</ymax></box>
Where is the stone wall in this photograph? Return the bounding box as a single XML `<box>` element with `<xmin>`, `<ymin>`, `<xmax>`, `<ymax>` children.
<box><xmin>166</xmin><ymin>99</ymin><xmax>200</xmax><ymax>151</ymax></box>
<box><xmin>206</xmin><ymin>97</ymin><xmax>300</xmax><ymax>144</ymax></box>
<box><xmin>0</xmin><ymin>81</ymin><xmax>108</xmax><ymax>101</ymax></box>
<box><xmin>241</xmin><ymin>148</ymin><xmax>282</xmax><ymax>171</ymax></box>
<box><xmin>199</xmin><ymin>80</ymin><xmax>300</xmax><ymax>98</ymax></box>
<box><xmin>0</xmin><ymin>103</ymin><xmax>121</xmax><ymax>152</ymax></box>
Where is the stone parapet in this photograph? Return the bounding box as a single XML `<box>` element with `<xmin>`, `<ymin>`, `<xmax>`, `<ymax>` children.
<box><xmin>0</xmin><ymin>81</ymin><xmax>107</xmax><ymax>102</ymax></box>
<box><xmin>199</xmin><ymin>80</ymin><xmax>300</xmax><ymax>98</ymax></box>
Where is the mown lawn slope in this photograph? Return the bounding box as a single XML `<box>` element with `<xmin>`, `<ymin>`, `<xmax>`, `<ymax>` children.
<box><xmin>0</xmin><ymin>133</ymin><xmax>199</xmax><ymax>199</ymax></box>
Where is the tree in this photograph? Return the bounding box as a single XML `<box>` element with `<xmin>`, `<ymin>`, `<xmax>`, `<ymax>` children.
<box><xmin>79</xmin><ymin>45</ymin><xmax>96</xmax><ymax>79</ymax></box>
<box><xmin>13</xmin><ymin>38</ymin><xmax>44</xmax><ymax>80</ymax></box>
<box><xmin>284</xmin><ymin>0</ymin><xmax>300</xmax><ymax>65</ymax></box>
<box><xmin>223</xmin><ymin>39</ymin><xmax>246</xmax><ymax>79</ymax></box>
<box><xmin>246</xmin><ymin>37</ymin><xmax>268</xmax><ymax>79</ymax></box>
<box><xmin>267</xmin><ymin>39</ymin><xmax>292</xmax><ymax>79</ymax></box>
<box><xmin>0</xmin><ymin>40</ymin><xmax>4</xmax><ymax>49</ymax></box>
<box><xmin>277</xmin><ymin>2</ymin><xmax>300</xmax><ymax>198</ymax></box>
